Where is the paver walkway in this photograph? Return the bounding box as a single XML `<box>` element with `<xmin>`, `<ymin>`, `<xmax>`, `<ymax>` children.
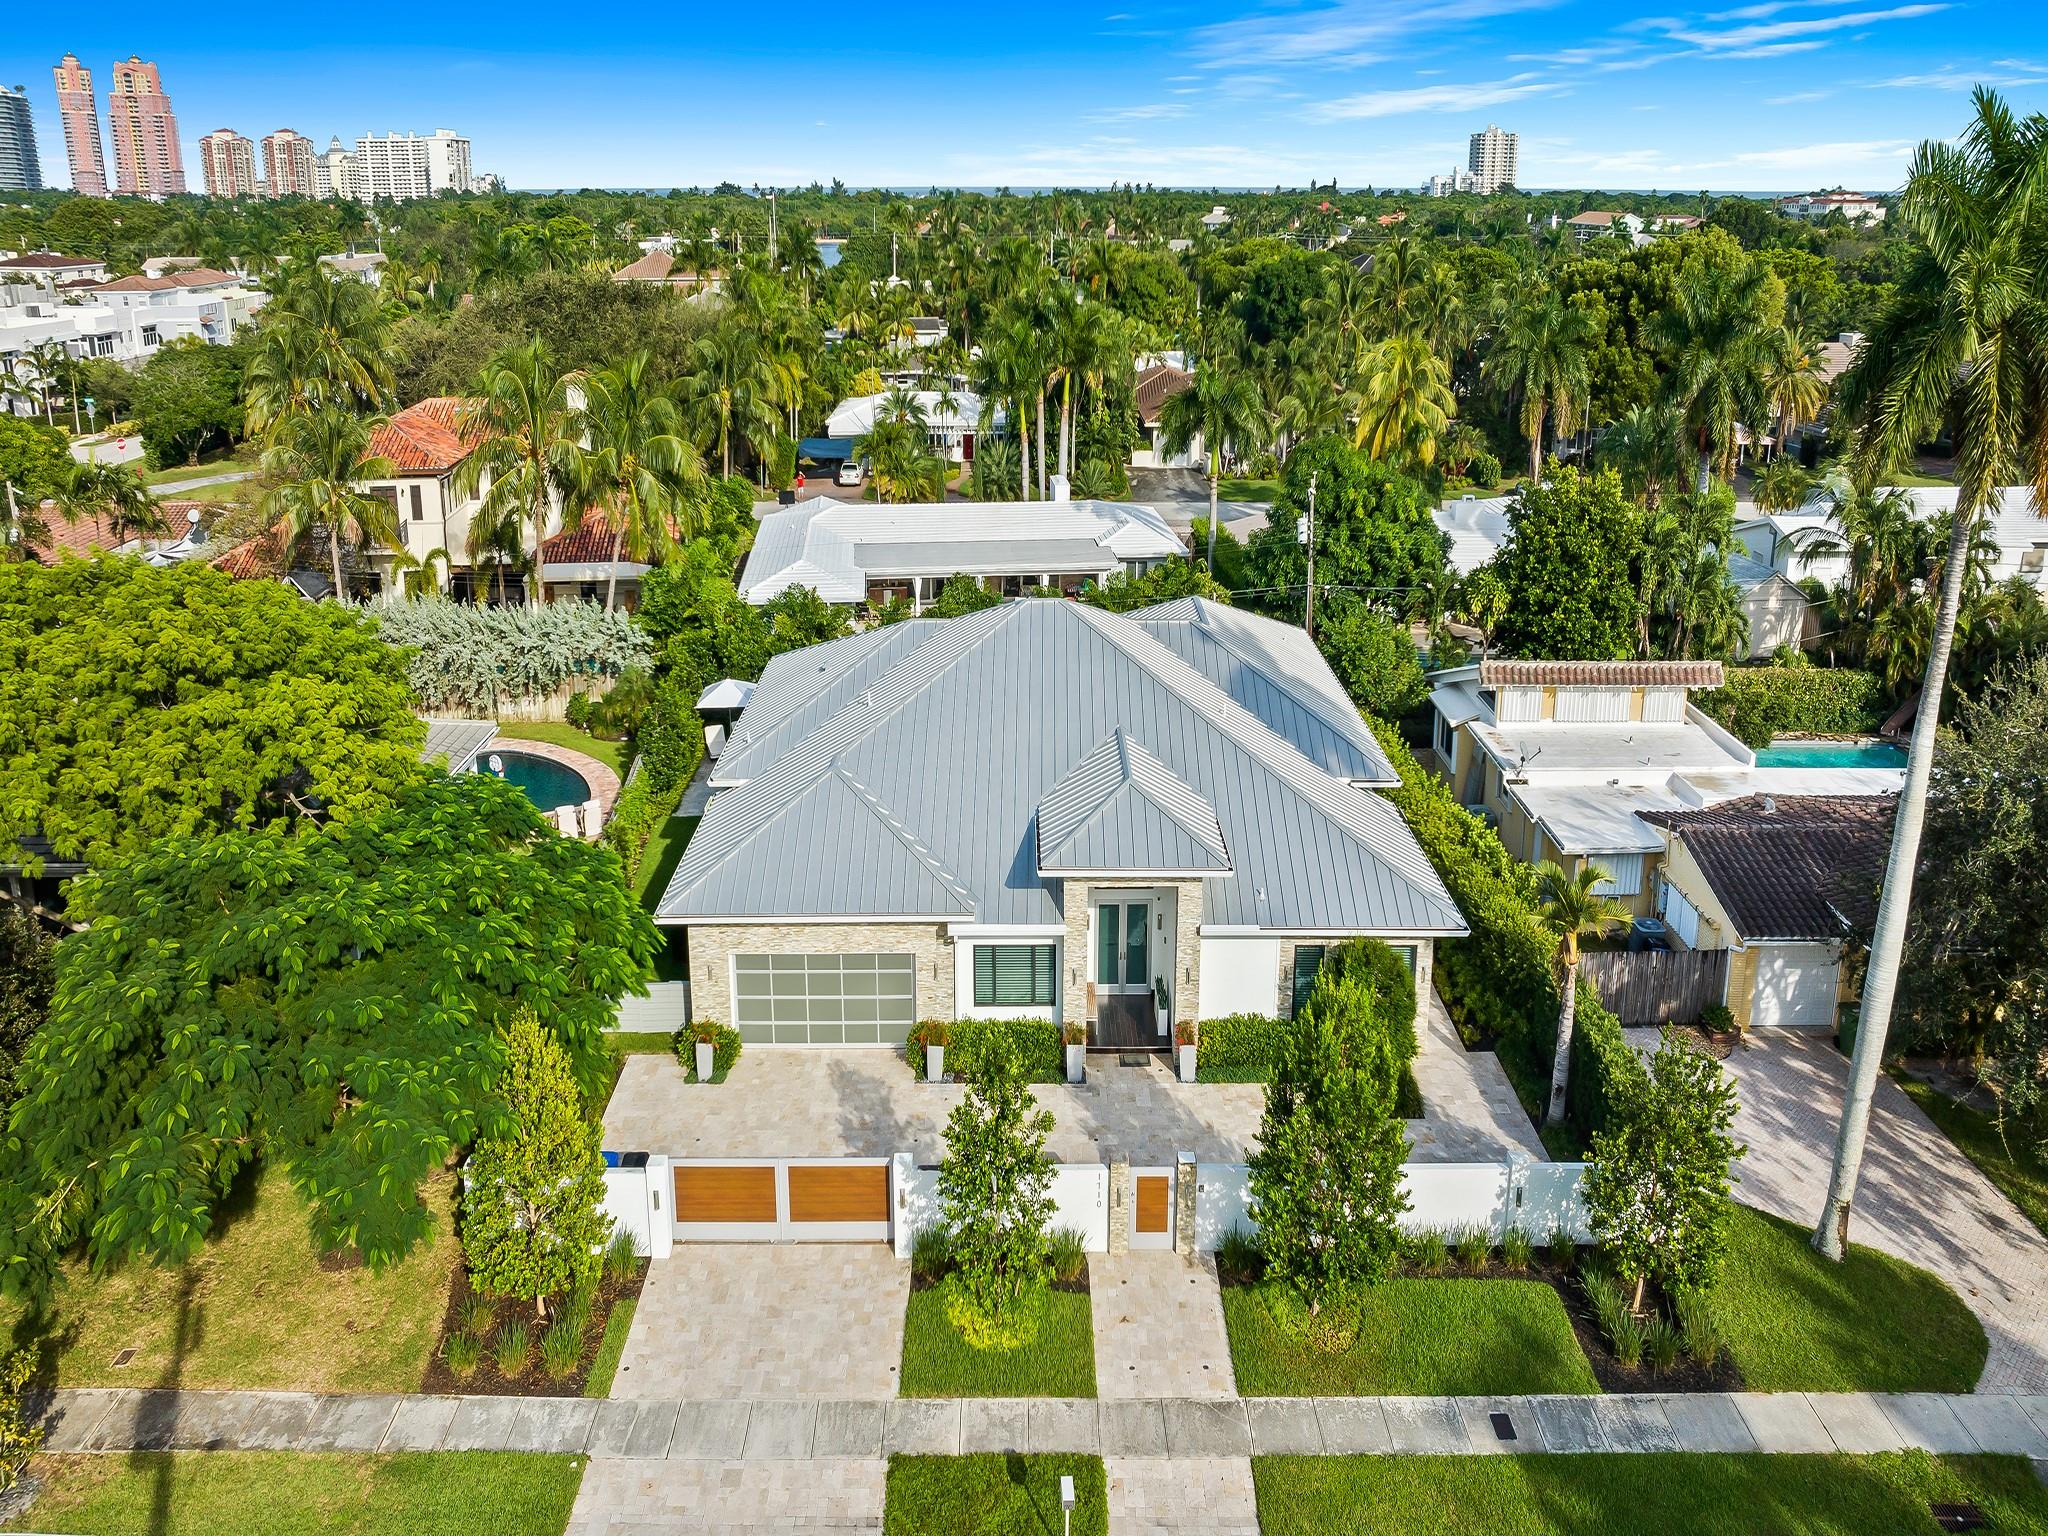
<box><xmin>1713</xmin><ymin>1030</ymin><xmax>2048</xmax><ymax>1395</ymax></box>
<box><xmin>1092</xmin><ymin>1253</ymin><xmax>1237</xmax><ymax>1398</ymax></box>
<box><xmin>1409</xmin><ymin>991</ymin><xmax>1547</xmax><ymax>1161</ymax></box>
<box><xmin>612</xmin><ymin>1246</ymin><xmax>908</xmax><ymax>1400</ymax></box>
<box><xmin>37</xmin><ymin>1385</ymin><xmax>2048</xmax><ymax>1460</ymax></box>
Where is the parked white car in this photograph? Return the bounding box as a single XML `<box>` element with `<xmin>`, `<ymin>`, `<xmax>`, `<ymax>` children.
<box><xmin>835</xmin><ymin>458</ymin><xmax>866</xmax><ymax>487</ymax></box>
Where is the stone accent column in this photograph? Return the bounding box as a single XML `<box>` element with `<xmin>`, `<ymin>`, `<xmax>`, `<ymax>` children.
<box><xmin>1106</xmin><ymin>1151</ymin><xmax>1130</xmax><ymax>1256</ymax></box>
<box><xmin>1174</xmin><ymin>1153</ymin><xmax>1197</xmax><ymax>1255</ymax></box>
<box><xmin>1411</xmin><ymin>939</ymin><xmax>1436</xmax><ymax>1034</ymax></box>
<box><xmin>1061</xmin><ymin>880</ymin><xmax>1092</xmax><ymax>1037</ymax></box>
<box><xmin>1169</xmin><ymin>879</ymin><xmax>1201</xmax><ymax>1036</ymax></box>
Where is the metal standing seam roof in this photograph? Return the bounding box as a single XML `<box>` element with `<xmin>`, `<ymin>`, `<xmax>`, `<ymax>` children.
<box><xmin>1035</xmin><ymin>728</ymin><xmax>1232</xmax><ymax>876</ymax></box>
<box><xmin>419</xmin><ymin>717</ymin><xmax>498</xmax><ymax>773</ymax></box>
<box><xmin>661</xmin><ymin>599</ymin><xmax>1464</xmax><ymax>935</ymax></box>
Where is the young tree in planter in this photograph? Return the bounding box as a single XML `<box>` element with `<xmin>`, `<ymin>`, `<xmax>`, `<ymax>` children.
<box><xmin>1248</xmin><ymin>980</ymin><xmax>1409</xmax><ymax>1314</ymax></box>
<box><xmin>1536</xmin><ymin>860</ymin><xmax>1633</xmax><ymax>1125</ymax></box>
<box><xmin>936</xmin><ymin>1037</ymin><xmax>1056</xmax><ymax>1339</ymax></box>
<box><xmin>461</xmin><ymin>1009</ymin><xmax>613</xmax><ymax>1319</ymax></box>
<box><xmin>1584</xmin><ymin>1033</ymin><xmax>1743</xmax><ymax>1313</ymax></box>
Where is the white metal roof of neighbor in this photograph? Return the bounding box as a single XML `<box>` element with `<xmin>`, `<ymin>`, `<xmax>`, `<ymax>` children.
<box><xmin>1433</xmin><ymin>495</ymin><xmax>1514</xmax><ymax>575</ymax></box>
<box><xmin>737</xmin><ymin>496</ymin><xmax>1186</xmax><ymax>604</ymax></box>
<box><xmin>825</xmin><ymin>389</ymin><xmax>995</xmax><ymax>437</ymax></box>
<box><xmin>1510</xmin><ymin>782</ymin><xmax>1686</xmax><ymax>855</ymax></box>
<box><xmin>1035</xmin><ymin>727</ymin><xmax>1232</xmax><ymax>876</ymax></box>
<box><xmin>419</xmin><ymin>717</ymin><xmax>498</xmax><ymax>773</ymax></box>
<box><xmin>1471</xmin><ymin>719</ymin><xmax>1749</xmax><ymax>781</ymax></box>
<box><xmin>660</xmin><ymin>599</ymin><xmax>1464</xmax><ymax>936</ymax></box>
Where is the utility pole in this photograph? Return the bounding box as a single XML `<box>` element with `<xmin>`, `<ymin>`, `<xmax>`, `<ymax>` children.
<box><xmin>1300</xmin><ymin>471</ymin><xmax>1318</xmax><ymax>638</ymax></box>
<box><xmin>767</xmin><ymin>191</ymin><xmax>778</xmax><ymax>262</ymax></box>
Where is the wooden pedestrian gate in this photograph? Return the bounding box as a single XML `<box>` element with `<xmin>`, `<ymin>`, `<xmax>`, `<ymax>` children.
<box><xmin>1131</xmin><ymin>1166</ymin><xmax>1175</xmax><ymax>1250</ymax></box>
<box><xmin>672</xmin><ymin>1158</ymin><xmax>892</xmax><ymax>1242</ymax></box>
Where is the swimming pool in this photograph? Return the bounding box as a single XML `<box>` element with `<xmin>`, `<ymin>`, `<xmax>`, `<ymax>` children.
<box><xmin>1754</xmin><ymin>740</ymin><xmax>1906</xmax><ymax>770</ymax></box>
<box><xmin>482</xmin><ymin>749</ymin><xmax>594</xmax><ymax>812</ymax></box>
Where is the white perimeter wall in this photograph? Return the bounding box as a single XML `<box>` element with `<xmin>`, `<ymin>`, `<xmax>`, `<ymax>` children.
<box><xmin>1193</xmin><ymin>1160</ymin><xmax>1591</xmax><ymax>1250</ymax></box>
<box><xmin>893</xmin><ymin>1157</ymin><xmax>1111</xmax><ymax>1257</ymax></box>
<box><xmin>1198</xmin><ymin>937</ymin><xmax>1280</xmax><ymax>1019</ymax></box>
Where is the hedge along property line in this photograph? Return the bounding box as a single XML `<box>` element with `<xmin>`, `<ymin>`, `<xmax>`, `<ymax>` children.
<box><xmin>1363</xmin><ymin>718</ymin><xmax>1640</xmax><ymax>1149</ymax></box>
<box><xmin>602</xmin><ymin>673</ymin><xmax>705</xmax><ymax>890</ymax></box>
<box><xmin>1695</xmin><ymin>665</ymin><xmax>1886</xmax><ymax>750</ymax></box>
<box><xmin>910</xmin><ymin>1017</ymin><xmax>1064</xmax><ymax>1082</ymax></box>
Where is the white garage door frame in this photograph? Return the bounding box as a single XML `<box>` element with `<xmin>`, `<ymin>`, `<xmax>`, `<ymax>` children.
<box><xmin>672</xmin><ymin>1156</ymin><xmax>895</xmax><ymax>1243</ymax></box>
<box><xmin>1751</xmin><ymin>942</ymin><xmax>1840</xmax><ymax>1031</ymax></box>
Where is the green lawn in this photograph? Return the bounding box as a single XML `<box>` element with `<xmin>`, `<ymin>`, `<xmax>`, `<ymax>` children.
<box><xmin>7</xmin><ymin>1452</ymin><xmax>584</xmax><ymax>1536</ymax></box>
<box><xmin>1251</xmin><ymin>1452</ymin><xmax>2048</xmax><ymax>1536</ymax></box>
<box><xmin>899</xmin><ymin>1284</ymin><xmax>1097</xmax><ymax>1397</ymax></box>
<box><xmin>1221</xmin><ymin>1277</ymin><xmax>1598</xmax><ymax>1396</ymax></box>
<box><xmin>1218</xmin><ymin>476</ymin><xmax>1280</xmax><ymax>502</ymax></box>
<box><xmin>1897</xmin><ymin>1077</ymin><xmax>2048</xmax><ymax>1240</ymax></box>
<box><xmin>1712</xmin><ymin>1205</ymin><xmax>1986</xmax><ymax>1392</ymax></box>
<box><xmin>144</xmin><ymin>447</ymin><xmax>259</xmax><ymax>486</ymax></box>
<box><xmin>885</xmin><ymin>1454</ymin><xmax>1107</xmax><ymax>1536</ymax></box>
<box><xmin>6</xmin><ymin>1165</ymin><xmax>455</xmax><ymax>1394</ymax></box>
<box><xmin>493</xmin><ymin>721</ymin><xmax>626</xmax><ymax>777</ymax></box>
<box><xmin>583</xmin><ymin>1296</ymin><xmax>636</xmax><ymax>1398</ymax></box>
<box><xmin>636</xmin><ymin>814</ymin><xmax>699</xmax><ymax>911</ymax></box>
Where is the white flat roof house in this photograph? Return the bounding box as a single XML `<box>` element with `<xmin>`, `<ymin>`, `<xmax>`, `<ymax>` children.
<box><xmin>1735</xmin><ymin>485</ymin><xmax>2048</xmax><ymax>596</ymax></box>
<box><xmin>738</xmin><ymin>494</ymin><xmax>1186</xmax><ymax>612</ymax></box>
<box><xmin>824</xmin><ymin>390</ymin><xmax>999</xmax><ymax>463</ymax></box>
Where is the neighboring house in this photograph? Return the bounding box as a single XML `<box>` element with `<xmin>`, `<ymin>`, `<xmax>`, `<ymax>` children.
<box><xmin>824</xmin><ymin>389</ymin><xmax>997</xmax><ymax>464</ymax></box>
<box><xmin>1779</xmin><ymin>191</ymin><xmax>1885</xmax><ymax>224</ymax></box>
<box><xmin>1735</xmin><ymin>484</ymin><xmax>2048</xmax><ymax>597</ymax></box>
<box><xmin>89</xmin><ymin>268</ymin><xmax>266</xmax><ymax>343</ymax></box>
<box><xmin>609</xmin><ymin>250</ymin><xmax>722</xmax><ymax>294</ymax></box>
<box><xmin>21</xmin><ymin>498</ymin><xmax>209</xmax><ymax>565</ymax></box>
<box><xmin>356</xmin><ymin>397</ymin><xmax>498</xmax><ymax>599</ymax></box>
<box><xmin>1200</xmin><ymin>206</ymin><xmax>1231</xmax><ymax>231</ymax></box>
<box><xmin>1131</xmin><ymin>362</ymin><xmax>1198</xmax><ymax>469</ymax></box>
<box><xmin>537</xmin><ymin>519</ymin><xmax>659</xmax><ymax>608</ymax></box>
<box><xmin>1640</xmin><ymin>794</ymin><xmax>1893</xmax><ymax>1030</ymax></box>
<box><xmin>891</xmin><ymin>316</ymin><xmax>946</xmax><ymax>351</ymax></box>
<box><xmin>656</xmin><ymin>596</ymin><xmax>1466</xmax><ymax>1048</ymax></box>
<box><xmin>1726</xmin><ymin>551</ymin><xmax>1814</xmax><ymax>657</ymax></box>
<box><xmin>0</xmin><ymin>252</ymin><xmax>108</xmax><ymax>289</ymax></box>
<box><xmin>1433</xmin><ymin>494</ymin><xmax>1514</xmax><ymax>576</ymax></box>
<box><xmin>2</xmin><ymin>266</ymin><xmax>263</xmax><ymax>399</ymax></box>
<box><xmin>1649</xmin><ymin>214</ymin><xmax>1703</xmax><ymax>235</ymax></box>
<box><xmin>140</xmin><ymin>254</ymin><xmax>207</xmax><ymax>279</ymax></box>
<box><xmin>737</xmin><ymin>492</ymin><xmax>1185</xmax><ymax>612</ymax></box>
<box><xmin>1566</xmin><ymin>211</ymin><xmax>1645</xmax><ymax>244</ymax></box>
<box><xmin>318</xmin><ymin>252</ymin><xmax>386</xmax><ymax>284</ymax></box>
<box><xmin>1424</xmin><ymin>658</ymin><xmax>1903</xmax><ymax>918</ymax></box>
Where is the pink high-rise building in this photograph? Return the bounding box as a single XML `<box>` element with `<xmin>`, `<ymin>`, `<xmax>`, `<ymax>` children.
<box><xmin>200</xmin><ymin>129</ymin><xmax>257</xmax><ymax>198</ymax></box>
<box><xmin>52</xmin><ymin>53</ymin><xmax>107</xmax><ymax>197</ymax></box>
<box><xmin>106</xmin><ymin>55</ymin><xmax>184</xmax><ymax>197</ymax></box>
<box><xmin>262</xmin><ymin>128</ymin><xmax>316</xmax><ymax>199</ymax></box>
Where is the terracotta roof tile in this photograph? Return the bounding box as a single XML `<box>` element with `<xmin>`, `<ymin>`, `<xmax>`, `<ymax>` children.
<box><xmin>1478</xmin><ymin>659</ymin><xmax>1724</xmax><ymax>688</ymax></box>
<box><xmin>211</xmin><ymin>519</ymin><xmax>294</xmax><ymax>579</ymax></box>
<box><xmin>94</xmin><ymin>268</ymin><xmax>240</xmax><ymax>292</ymax></box>
<box><xmin>1640</xmin><ymin>793</ymin><xmax>1895</xmax><ymax>941</ymax></box>
<box><xmin>369</xmin><ymin>397</ymin><xmax>481</xmax><ymax>474</ymax></box>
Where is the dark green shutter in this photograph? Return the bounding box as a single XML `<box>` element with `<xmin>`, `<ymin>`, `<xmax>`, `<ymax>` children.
<box><xmin>1291</xmin><ymin>945</ymin><xmax>1327</xmax><ymax>1016</ymax></box>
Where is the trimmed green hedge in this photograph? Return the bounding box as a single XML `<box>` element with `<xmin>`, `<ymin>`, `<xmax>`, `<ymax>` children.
<box><xmin>909</xmin><ymin>1016</ymin><xmax>1063</xmax><ymax>1083</ymax></box>
<box><xmin>1198</xmin><ymin>1013</ymin><xmax>1283</xmax><ymax>1081</ymax></box>
<box><xmin>1697</xmin><ymin>664</ymin><xmax>1886</xmax><ymax>750</ymax></box>
<box><xmin>603</xmin><ymin>677</ymin><xmax>705</xmax><ymax>889</ymax></box>
<box><xmin>1364</xmin><ymin>717</ymin><xmax>1639</xmax><ymax>1149</ymax></box>
<box><xmin>603</xmin><ymin>771</ymin><xmax>684</xmax><ymax>889</ymax></box>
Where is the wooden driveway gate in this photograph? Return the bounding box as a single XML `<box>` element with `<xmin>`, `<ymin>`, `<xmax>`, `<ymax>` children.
<box><xmin>671</xmin><ymin>1157</ymin><xmax>892</xmax><ymax>1242</ymax></box>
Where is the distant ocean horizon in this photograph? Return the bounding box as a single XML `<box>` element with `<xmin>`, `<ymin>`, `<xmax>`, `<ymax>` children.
<box><xmin>510</xmin><ymin>185</ymin><xmax>1810</xmax><ymax>200</ymax></box>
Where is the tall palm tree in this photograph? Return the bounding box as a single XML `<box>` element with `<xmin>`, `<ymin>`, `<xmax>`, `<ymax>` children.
<box><xmin>17</xmin><ymin>342</ymin><xmax>71</xmax><ymax>428</ymax></box>
<box><xmin>58</xmin><ymin>461</ymin><xmax>165</xmax><ymax>548</ymax></box>
<box><xmin>1351</xmin><ymin>334</ymin><xmax>1455</xmax><ymax>472</ymax></box>
<box><xmin>682</xmin><ymin>322</ymin><xmax>781</xmax><ymax>479</ymax></box>
<box><xmin>1751</xmin><ymin>456</ymin><xmax>1811</xmax><ymax>515</ymax></box>
<box><xmin>456</xmin><ymin>337</ymin><xmax>581</xmax><ymax>605</ymax></box>
<box><xmin>1811</xmin><ymin>88</ymin><xmax>2048</xmax><ymax>1260</ymax></box>
<box><xmin>1534</xmin><ymin>861</ymin><xmax>1633</xmax><ymax>1125</ymax></box>
<box><xmin>1656</xmin><ymin>261</ymin><xmax>1778</xmax><ymax>491</ymax></box>
<box><xmin>567</xmin><ymin>352</ymin><xmax>707</xmax><ymax>611</ymax></box>
<box><xmin>243</xmin><ymin>259</ymin><xmax>394</xmax><ymax>435</ymax></box>
<box><xmin>1160</xmin><ymin>354</ymin><xmax>1265</xmax><ymax>570</ymax></box>
<box><xmin>1481</xmin><ymin>286</ymin><xmax>1596</xmax><ymax>481</ymax></box>
<box><xmin>1600</xmin><ymin>402</ymin><xmax>1690</xmax><ymax>509</ymax></box>
<box><xmin>1764</xmin><ymin>327</ymin><xmax>1829</xmax><ymax>459</ymax></box>
<box><xmin>258</xmin><ymin>407</ymin><xmax>400</xmax><ymax>600</ymax></box>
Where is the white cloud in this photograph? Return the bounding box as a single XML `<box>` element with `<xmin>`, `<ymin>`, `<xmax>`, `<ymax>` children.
<box><xmin>1872</xmin><ymin>61</ymin><xmax>2048</xmax><ymax>89</ymax></box>
<box><xmin>1086</xmin><ymin>103</ymin><xmax>1193</xmax><ymax>122</ymax></box>
<box><xmin>1656</xmin><ymin>2</ymin><xmax>1946</xmax><ymax>52</ymax></box>
<box><xmin>1306</xmin><ymin>73</ymin><xmax>1570</xmax><ymax>120</ymax></box>
<box><xmin>1767</xmin><ymin>88</ymin><xmax>1833</xmax><ymax>102</ymax></box>
<box><xmin>1190</xmin><ymin>0</ymin><xmax>1561</xmax><ymax>69</ymax></box>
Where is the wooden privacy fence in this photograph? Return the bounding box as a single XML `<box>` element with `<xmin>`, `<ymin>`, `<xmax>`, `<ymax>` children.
<box><xmin>1582</xmin><ymin>948</ymin><xmax>1729</xmax><ymax>1025</ymax></box>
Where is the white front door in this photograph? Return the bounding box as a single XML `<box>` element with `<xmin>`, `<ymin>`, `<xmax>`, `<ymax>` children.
<box><xmin>1751</xmin><ymin>944</ymin><xmax>1839</xmax><ymax>1030</ymax></box>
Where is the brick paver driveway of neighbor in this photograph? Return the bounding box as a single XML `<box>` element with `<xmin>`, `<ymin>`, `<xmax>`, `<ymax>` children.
<box><xmin>1719</xmin><ymin>1030</ymin><xmax>2048</xmax><ymax>1394</ymax></box>
<box><xmin>1093</xmin><ymin>1253</ymin><xmax>1237</xmax><ymax>1398</ymax></box>
<box><xmin>610</xmin><ymin>1246</ymin><xmax>908</xmax><ymax>1400</ymax></box>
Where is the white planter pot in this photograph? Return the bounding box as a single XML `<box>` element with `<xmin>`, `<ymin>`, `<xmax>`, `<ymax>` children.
<box><xmin>926</xmin><ymin>1043</ymin><xmax>946</xmax><ymax>1082</ymax></box>
<box><xmin>694</xmin><ymin>1040</ymin><xmax>715</xmax><ymax>1082</ymax></box>
<box><xmin>1065</xmin><ymin>1043</ymin><xmax>1086</xmax><ymax>1084</ymax></box>
<box><xmin>1178</xmin><ymin>1043</ymin><xmax>1197</xmax><ymax>1083</ymax></box>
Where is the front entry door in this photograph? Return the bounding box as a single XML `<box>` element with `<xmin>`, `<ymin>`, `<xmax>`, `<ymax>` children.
<box><xmin>1131</xmin><ymin>1166</ymin><xmax>1174</xmax><ymax>1250</ymax></box>
<box><xmin>1095</xmin><ymin>900</ymin><xmax>1151</xmax><ymax>995</ymax></box>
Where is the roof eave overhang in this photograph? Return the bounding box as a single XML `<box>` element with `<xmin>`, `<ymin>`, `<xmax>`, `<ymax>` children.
<box><xmin>1038</xmin><ymin>865</ymin><xmax>1234</xmax><ymax>881</ymax></box>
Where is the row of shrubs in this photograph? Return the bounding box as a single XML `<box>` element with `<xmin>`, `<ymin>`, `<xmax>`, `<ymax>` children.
<box><xmin>906</xmin><ymin>1017</ymin><xmax>1072</xmax><ymax>1082</ymax></box>
<box><xmin>1197</xmin><ymin>941</ymin><xmax>1422</xmax><ymax>1085</ymax></box>
<box><xmin>1216</xmin><ymin>1219</ymin><xmax>1581</xmax><ymax>1285</ymax></box>
<box><xmin>602</xmin><ymin>670</ymin><xmax>706</xmax><ymax>888</ymax></box>
<box><xmin>1581</xmin><ymin>1263</ymin><xmax>1723</xmax><ymax>1372</ymax></box>
<box><xmin>1695</xmin><ymin>659</ymin><xmax>1887</xmax><ymax>749</ymax></box>
<box><xmin>911</xmin><ymin>1222</ymin><xmax>1088</xmax><ymax>1286</ymax></box>
<box><xmin>1363</xmin><ymin>718</ymin><xmax>1640</xmax><ymax>1148</ymax></box>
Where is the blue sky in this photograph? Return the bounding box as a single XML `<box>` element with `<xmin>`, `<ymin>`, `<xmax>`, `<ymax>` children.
<box><xmin>11</xmin><ymin>2</ymin><xmax>2046</xmax><ymax>191</ymax></box>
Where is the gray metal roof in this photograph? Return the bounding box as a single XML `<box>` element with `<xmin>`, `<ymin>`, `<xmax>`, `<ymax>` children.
<box><xmin>420</xmin><ymin>716</ymin><xmax>498</xmax><ymax>772</ymax></box>
<box><xmin>661</xmin><ymin>599</ymin><xmax>1464</xmax><ymax>936</ymax></box>
<box><xmin>1036</xmin><ymin>728</ymin><xmax>1231</xmax><ymax>876</ymax></box>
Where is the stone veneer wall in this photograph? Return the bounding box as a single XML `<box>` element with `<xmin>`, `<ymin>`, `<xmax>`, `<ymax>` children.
<box><xmin>1275</xmin><ymin>937</ymin><xmax>1435</xmax><ymax>1033</ymax></box>
<box><xmin>681</xmin><ymin>921</ymin><xmax>955</xmax><ymax>1028</ymax></box>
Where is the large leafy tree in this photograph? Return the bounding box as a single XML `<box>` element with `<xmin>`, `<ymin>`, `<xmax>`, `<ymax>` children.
<box><xmin>1247</xmin><ymin>974</ymin><xmax>1409</xmax><ymax>1313</ymax></box>
<box><xmin>0</xmin><ymin>416</ymin><xmax>70</xmax><ymax>534</ymax></box>
<box><xmin>128</xmin><ymin>337</ymin><xmax>244</xmax><ymax>468</ymax></box>
<box><xmin>1491</xmin><ymin>466</ymin><xmax>1644</xmax><ymax>660</ymax></box>
<box><xmin>0</xmin><ymin>909</ymin><xmax>53</xmax><ymax>1112</ymax></box>
<box><xmin>1813</xmin><ymin>89</ymin><xmax>2048</xmax><ymax>1259</ymax></box>
<box><xmin>0</xmin><ymin>774</ymin><xmax>659</xmax><ymax>1297</ymax></box>
<box><xmin>459</xmin><ymin>1009</ymin><xmax>613</xmax><ymax>1319</ymax></box>
<box><xmin>0</xmin><ymin>559</ymin><xmax>422</xmax><ymax>872</ymax></box>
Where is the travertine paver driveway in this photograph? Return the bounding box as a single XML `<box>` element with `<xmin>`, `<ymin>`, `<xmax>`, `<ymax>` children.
<box><xmin>1720</xmin><ymin>1030</ymin><xmax>2048</xmax><ymax>1395</ymax></box>
<box><xmin>610</xmin><ymin>1246</ymin><xmax>908</xmax><ymax>1400</ymax></box>
<box><xmin>1093</xmin><ymin>1252</ymin><xmax>1237</xmax><ymax>1398</ymax></box>
<box><xmin>566</xmin><ymin>1459</ymin><xmax>885</xmax><ymax>1536</ymax></box>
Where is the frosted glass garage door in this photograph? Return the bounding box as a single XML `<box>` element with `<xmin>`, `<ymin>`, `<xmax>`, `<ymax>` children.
<box><xmin>731</xmin><ymin>953</ymin><xmax>918</xmax><ymax>1045</ymax></box>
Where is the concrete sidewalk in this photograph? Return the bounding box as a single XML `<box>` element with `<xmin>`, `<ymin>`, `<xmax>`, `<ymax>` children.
<box><xmin>36</xmin><ymin>1386</ymin><xmax>2048</xmax><ymax>1461</ymax></box>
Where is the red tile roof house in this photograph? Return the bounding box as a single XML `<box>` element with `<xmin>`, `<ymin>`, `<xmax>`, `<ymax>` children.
<box><xmin>351</xmin><ymin>397</ymin><xmax>516</xmax><ymax>601</ymax></box>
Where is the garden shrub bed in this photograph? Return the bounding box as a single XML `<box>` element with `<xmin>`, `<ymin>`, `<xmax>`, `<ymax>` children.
<box><xmin>1697</xmin><ymin>664</ymin><xmax>1887</xmax><ymax>750</ymax></box>
<box><xmin>418</xmin><ymin>1258</ymin><xmax>647</xmax><ymax>1398</ymax></box>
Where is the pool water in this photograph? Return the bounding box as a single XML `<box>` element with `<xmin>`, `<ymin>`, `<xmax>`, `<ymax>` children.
<box><xmin>483</xmin><ymin>750</ymin><xmax>593</xmax><ymax>811</ymax></box>
<box><xmin>1754</xmin><ymin>740</ymin><xmax>1906</xmax><ymax>769</ymax></box>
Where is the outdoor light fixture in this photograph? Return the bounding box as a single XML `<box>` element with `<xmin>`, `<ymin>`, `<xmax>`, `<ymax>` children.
<box><xmin>1060</xmin><ymin>1474</ymin><xmax>1076</xmax><ymax>1536</ymax></box>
